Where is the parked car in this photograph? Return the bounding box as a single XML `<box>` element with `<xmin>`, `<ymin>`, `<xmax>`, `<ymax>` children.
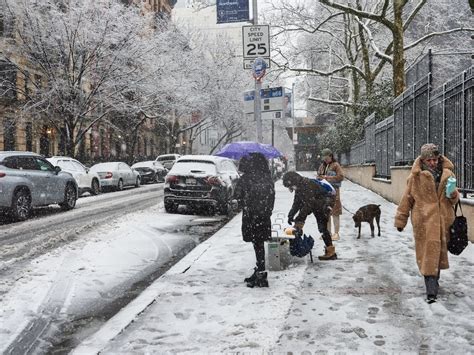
<box><xmin>155</xmin><ymin>154</ymin><xmax>181</xmax><ymax>170</ymax></box>
<box><xmin>131</xmin><ymin>161</ymin><xmax>168</xmax><ymax>184</ymax></box>
<box><xmin>0</xmin><ymin>151</ymin><xmax>78</xmax><ymax>221</ymax></box>
<box><xmin>164</xmin><ymin>155</ymin><xmax>239</xmax><ymax>214</ymax></box>
<box><xmin>47</xmin><ymin>156</ymin><xmax>101</xmax><ymax>196</ymax></box>
<box><xmin>90</xmin><ymin>162</ymin><xmax>141</xmax><ymax>191</ymax></box>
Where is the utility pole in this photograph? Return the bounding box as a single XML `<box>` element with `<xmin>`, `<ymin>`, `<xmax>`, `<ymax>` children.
<box><xmin>291</xmin><ymin>82</ymin><xmax>296</xmax><ymax>146</ymax></box>
<box><xmin>253</xmin><ymin>0</ymin><xmax>263</xmax><ymax>143</ymax></box>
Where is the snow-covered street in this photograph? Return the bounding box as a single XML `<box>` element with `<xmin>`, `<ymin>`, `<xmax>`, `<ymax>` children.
<box><xmin>72</xmin><ymin>177</ymin><xmax>474</xmax><ymax>354</ymax></box>
<box><xmin>0</xmin><ymin>187</ymin><xmax>229</xmax><ymax>354</ymax></box>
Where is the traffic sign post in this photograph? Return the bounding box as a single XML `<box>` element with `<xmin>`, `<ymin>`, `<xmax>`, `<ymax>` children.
<box><xmin>252</xmin><ymin>57</ymin><xmax>267</xmax><ymax>81</ymax></box>
<box><xmin>242</xmin><ymin>25</ymin><xmax>270</xmax><ymax>67</ymax></box>
<box><xmin>242</xmin><ymin>2</ymin><xmax>270</xmax><ymax>143</ymax></box>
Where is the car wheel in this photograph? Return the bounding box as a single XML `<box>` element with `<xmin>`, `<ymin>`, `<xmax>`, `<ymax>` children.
<box><xmin>117</xmin><ymin>179</ymin><xmax>124</xmax><ymax>191</ymax></box>
<box><xmin>11</xmin><ymin>188</ymin><xmax>31</xmax><ymax>221</ymax></box>
<box><xmin>218</xmin><ymin>200</ymin><xmax>230</xmax><ymax>215</ymax></box>
<box><xmin>91</xmin><ymin>179</ymin><xmax>100</xmax><ymax>195</ymax></box>
<box><xmin>60</xmin><ymin>183</ymin><xmax>77</xmax><ymax>211</ymax></box>
<box><xmin>135</xmin><ymin>177</ymin><xmax>140</xmax><ymax>188</ymax></box>
<box><xmin>164</xmin><ymin>201</ymin><xmax>177</xmax><ymax>213</ymax></box>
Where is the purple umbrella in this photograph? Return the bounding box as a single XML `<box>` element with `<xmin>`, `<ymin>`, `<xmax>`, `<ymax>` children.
<box><xmin>214</xmin><ymin>141</ymin><xmax>282</xmax><ymax>160</ymax></box>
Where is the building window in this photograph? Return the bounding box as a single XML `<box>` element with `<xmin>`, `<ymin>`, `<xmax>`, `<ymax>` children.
<box><xmin>3</xmin><ymin>118</ymin><xmax>16</xmax><ymax>150</ymax></box>
<box><xmin>100</xmin><ymin>129</ymin><xmax>106</xmax><ymax>157</ymax></box>
<box><xmin>0</xmin><ymin>60</ymin><xmax>17</xmax><ymax>100</ymax></box>
<box><xmin>0</xmin><ymin>13</ymin><xmax>4</xmax><ymax>37</ymax></box>
<box><xmin>25</xmin><ymin>122</ymin><xmax>33</xmax><ymax>151</ymax></box>
<box><xmin>0</xmin><ymin>12</ymin><xmax>15</xmax><ymax>38</ymax></box>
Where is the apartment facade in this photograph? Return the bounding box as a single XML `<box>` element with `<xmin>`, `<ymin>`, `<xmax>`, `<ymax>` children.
<box><xmin>0</xmin><ymin>0</ymin><xmax>176</xmax><ymax>163</ymax></box>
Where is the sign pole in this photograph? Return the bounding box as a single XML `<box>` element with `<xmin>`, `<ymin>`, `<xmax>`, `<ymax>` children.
<box><xmin>252</xmin><ymin>0</ymin><xmax>263</xmax><ymax>143</ymax></box>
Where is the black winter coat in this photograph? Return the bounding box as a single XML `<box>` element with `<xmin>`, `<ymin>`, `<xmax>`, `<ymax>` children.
<box><xmin>288</xmin><ymin>176</ymin><xmax>335</xmax><ymax>224</ymax></box>
<box><xmin>234</xmin><ymin>172</ymin><xmax>275</xmax><ymax>243</ymax></box>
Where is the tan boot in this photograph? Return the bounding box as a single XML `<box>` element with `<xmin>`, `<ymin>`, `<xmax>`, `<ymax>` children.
<box><xmin>318</xmin><ymin>245</ymin><xmax>337</xmax><ymax>260</ymax></box>
<box><xmin>331</xmin><ymin>233</ymin><xmax>340</xmax><ymax>241</ymax></box>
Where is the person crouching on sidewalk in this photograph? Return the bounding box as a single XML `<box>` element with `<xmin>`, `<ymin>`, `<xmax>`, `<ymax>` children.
<box><xmin>234</xmin><ymin>153</ymin><xmax>275</xmax><ymax>288</ymax></box>
<box><xmin>394</xmin><ymin>143</ymin><xmax>459</xmax><ymax>303</ymax></box>
<box><xmin>317</xmin><ymin>148</ymin><xmax>344</xmax><ymax>241</ymax></box>
<box><xmin>283</xmin><ymin>171</ymin><xmax>337</xmax><ymax>260</ymax></box>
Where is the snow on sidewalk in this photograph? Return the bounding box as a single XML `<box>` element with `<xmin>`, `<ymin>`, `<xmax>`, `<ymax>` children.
<box><xmin>73</xmin><ymin>177</ymin><xmax>474</xmax><ymax>354</ymax></box>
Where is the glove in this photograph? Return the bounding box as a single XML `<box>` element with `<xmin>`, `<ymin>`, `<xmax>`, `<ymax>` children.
<box><xmin>288</xmin><ymin>216</ymin><xmax>294</xmax><ymax>225</ymax></box>
<box><xmin>294</xmin><ymin>226</ymin><xmax>303</xmax><ymax>237</ymax></box>
<box><xmin>397</xmin><ymin>227</ymin><xmax>403</xmax><ymax>232</ymax></box>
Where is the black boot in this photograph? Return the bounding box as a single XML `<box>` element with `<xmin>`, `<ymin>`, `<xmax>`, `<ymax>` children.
<box><xmin>246</xmin><ymin>271</ymin><xmax>268</xmax><ymax>288</ymax></box>
<box><xmin>244</xmin><ymin>267</ymin><xmax>257</xmax><ymax>283</ymax></box>
<box><xmin>424</xmin><ymin>276</ymin><xmax>438</xmax><ymax>303</ymax></box>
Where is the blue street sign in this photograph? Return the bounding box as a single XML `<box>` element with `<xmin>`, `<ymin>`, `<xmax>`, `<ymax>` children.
<box><xmin>252</xmin><ymin>57</ymin><xmax>267</xmax><ymax>77</ymax></box>
<box><xmin>216</xmin><ymin>0</ymin><xmax>250</xmax><ymax>24</ymax></box>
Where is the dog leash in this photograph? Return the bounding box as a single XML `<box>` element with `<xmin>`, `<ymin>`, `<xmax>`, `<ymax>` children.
<box><xmin>342</xmin><ymin>205</ymin><xmax>355</xmax><ymax>215</ymax></box>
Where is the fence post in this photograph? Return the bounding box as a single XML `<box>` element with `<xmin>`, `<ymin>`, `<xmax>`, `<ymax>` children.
<box><xmin>461</xmin><ymin>71</ymin><xmax>466</xmax><ymax>193</ymax></box>
<box><xmin>442</xmin><ymin>83</ymin><xmax>446</xmax><ymax>155</ymax></box>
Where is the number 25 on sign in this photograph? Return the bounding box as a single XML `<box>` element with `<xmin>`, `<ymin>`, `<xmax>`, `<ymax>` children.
<box><xmin>242</xmin><ymin>25</ymin><xmax>270</xmax><ymax>59</ymax></box>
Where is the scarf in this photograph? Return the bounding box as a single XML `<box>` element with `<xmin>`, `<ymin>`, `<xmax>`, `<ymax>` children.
<box><xmin>422</xmin><ymin>162</ymin><xmax>442</xmax><ymax>190</ymax></box>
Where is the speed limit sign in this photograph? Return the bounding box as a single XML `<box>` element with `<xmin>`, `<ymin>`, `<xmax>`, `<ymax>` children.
<box><xmin>242</xmin><ymin>25</ymin><xmax>270</xmax><ymax>68</ymax></box>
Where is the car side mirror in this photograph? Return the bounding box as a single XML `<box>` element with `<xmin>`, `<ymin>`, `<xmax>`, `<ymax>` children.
<box><xmin>86</xmin><ymin>167</ymin><xmax>90</xmax><ymax>173</ymax></box>
<box><xmin>54</xmin><ymin>166</ymin><xmax>61</xmax><ymax>174</ymax></box>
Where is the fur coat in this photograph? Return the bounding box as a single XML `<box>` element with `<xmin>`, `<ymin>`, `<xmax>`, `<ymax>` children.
<box><xmin>394</xmin><ymin>156</ymin><xmax>459</xmax><ymax>276</ymax></box>
<box><xmin>317</xmin><ymin>161</ymin><xmax>344</xmax><ymax>215</ymax></box>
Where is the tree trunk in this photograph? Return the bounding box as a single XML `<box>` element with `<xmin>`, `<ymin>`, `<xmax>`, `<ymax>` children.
<box><xmin>392</xmin><ymin>0</ymin><xmax>406</xmax><ymax>97</ymax></box>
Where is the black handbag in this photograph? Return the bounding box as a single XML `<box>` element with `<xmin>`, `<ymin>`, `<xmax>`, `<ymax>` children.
<box><xmin>448</xmin><ymin>202</ymin><xmax>468</xmax><ymax>255</ymax></box>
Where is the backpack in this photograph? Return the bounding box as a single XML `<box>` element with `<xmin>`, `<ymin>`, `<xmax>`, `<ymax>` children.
<box><xmin>310</xmin><ymin>178</ymin><xmax>336</xmax><ymax>195</ymax></box>
<box><xmin>245</xmin><ymin>179</ymin><xmax>275</xmax><ymax>217</ymax></box>
<box><xmin>289</xmin><ymin>234</ymin><xmax>315</xmax><ymax>257</ymax></box>
<box><xmin>448</xmin><ymin>202</ymin><xmax>468</xmax><ymax>255</ymax></box>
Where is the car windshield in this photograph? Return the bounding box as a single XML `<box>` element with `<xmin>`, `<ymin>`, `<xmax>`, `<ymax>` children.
<box><xmin>90</xmin><ymin>163</ymin><xmax>118</xmax><ymax>171</ymax></box>
<box><xmin>157</xmin><ymin>155</ymin><xmax>176</xmax><ymax>162</ymax></box>
<box><xmin>169</xmin><ymin>161</ymin><xmax>216</xmax><ymax>175</ymax></box>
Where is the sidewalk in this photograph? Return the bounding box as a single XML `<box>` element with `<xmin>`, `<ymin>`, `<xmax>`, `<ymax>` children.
<box><xmin>73</xmin><ymin>176</ymin><xmax>474</xmax><ymax>354</ymax></box>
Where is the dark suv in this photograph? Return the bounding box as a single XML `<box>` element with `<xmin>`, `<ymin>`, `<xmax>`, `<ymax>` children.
<box><xmin>0</xmin><ymin>151</ymin><xmax>78</xmax><ymax>221</ymax></box>
<box><xmin>164</xmin><ymin>155</ymin><xmax>239</xmax><ymax>214</ymax></box>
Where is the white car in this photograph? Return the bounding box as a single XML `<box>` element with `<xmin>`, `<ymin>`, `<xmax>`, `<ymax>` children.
<box><xmin>47</xmin><ymin>156</ymin><xmax>101</xmax><ymax>196</ymax></box>
<box><xmin>156</xmin><ymin>154</ymin><xmax>181</xmax><ymax>170</ymax></box>
<box><xmin>90</xmin><ymin>162</ymin><xmax>141</xmax><ymax>191</ymax></box>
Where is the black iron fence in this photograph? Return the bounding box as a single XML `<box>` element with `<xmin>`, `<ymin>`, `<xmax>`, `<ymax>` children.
<box><xmin>344</xmin><ymin>66</ymin><xmax>474</xmax><ymax>193</ymax></box>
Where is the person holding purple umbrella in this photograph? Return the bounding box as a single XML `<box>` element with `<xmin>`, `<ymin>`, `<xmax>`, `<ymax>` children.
<box><xmin>234</xmin><ymin>153</ymin><xmax>275</xmax><ymax>288</ymax></box>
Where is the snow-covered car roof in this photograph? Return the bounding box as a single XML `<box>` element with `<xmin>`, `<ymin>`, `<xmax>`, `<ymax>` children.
<box><xmin>156</xmin><ymin>154</ymin><xmax>180</xmax><ymax>161</ymax></box>
<box><xmin>177</xmin><ymin>155</ymin><xmax>233</xmax><ymax>164</ymax></box>
<box><xmin>0</xmin><ymin>151</ymin><xmax>42</xmax><ymax>160</ymax></box>
<box><xmin>131</xmin><ymin>161</ymin><xmax>156</xmax><ymax>169</ymax></box>
<box><xmin>90</xmin><ymin>162</ymin><xmax>120</xmax><ymax>171</ymax></box>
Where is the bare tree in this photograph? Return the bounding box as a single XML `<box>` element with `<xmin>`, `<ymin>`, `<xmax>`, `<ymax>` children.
<box><xmin>1</xmin><ymin>0</ymin><xmax>176</xmax><ymax>157</ymax></box>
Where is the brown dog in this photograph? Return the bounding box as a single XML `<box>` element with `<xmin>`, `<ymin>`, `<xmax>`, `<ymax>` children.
<box><xmin>352</xmin><ymin>204</ymin><xmax>381</xmax><ymax>239</ymax></box>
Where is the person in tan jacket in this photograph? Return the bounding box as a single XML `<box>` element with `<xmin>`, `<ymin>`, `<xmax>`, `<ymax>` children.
<box><xmin>394</xmin><ymin>143</ymin><xmax>459</xmax><ymax>303</ymax></box>
<box><xmin>317</xmin><ymin>148</ymin><xmax>344</xmax><ymax>241</ymax></box>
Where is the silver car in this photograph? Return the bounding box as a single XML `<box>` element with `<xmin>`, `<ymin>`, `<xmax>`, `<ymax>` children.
<box><xmin>90</xmin><ymin>162</ymin><xmax>141</xmax><ymax>191</ymax></box>
<box><xmin>0</xmin><ymin>151</ymin><xmax>78</xmax><ymax>221</ymax></box>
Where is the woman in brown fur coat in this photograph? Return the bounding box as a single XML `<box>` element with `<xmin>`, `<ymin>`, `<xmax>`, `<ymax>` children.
<box><xmin>317</xmin><ymin>148</ymin><xmax>344</xmax><ymax>241</ymax></box>
<box><xmin>394</xmin><ymin>143</ymin><xmax>459</xmax><ymax>303</ymax></box>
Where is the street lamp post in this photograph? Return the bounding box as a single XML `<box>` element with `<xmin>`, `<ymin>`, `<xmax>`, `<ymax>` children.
<box><xmin>291</xmin><ymin>82</ymin><xmax>296</xmax><ymax>146</ymax></box>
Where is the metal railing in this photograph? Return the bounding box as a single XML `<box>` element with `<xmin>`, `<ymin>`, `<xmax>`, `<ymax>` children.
<box><xmin>345</xmin><ymin>66</ymin><xmax>474</xmax><ymax>193</ymax></box>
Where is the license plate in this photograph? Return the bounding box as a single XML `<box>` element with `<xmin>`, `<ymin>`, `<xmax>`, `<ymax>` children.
<box><xmin>186</xmin><ymin>178</ymin><xmax>197</xmax><ymax>185</ymax></box>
